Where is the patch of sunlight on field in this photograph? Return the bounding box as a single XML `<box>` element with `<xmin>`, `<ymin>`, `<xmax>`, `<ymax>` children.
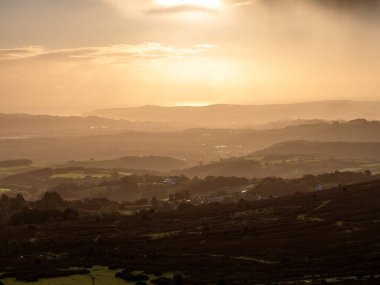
<box><xmin>297</xmin><ymin>214</ymin><xmax>325</xmax><ymax>222</ymax></box>
<box><xmin>145</xmin><ymin>230</ymin><xmax>182</xmax><ymax>240</ymax></box>
<box><xmin>89</xmin><ymin>266</ymin><xmax>134</xmax><ymax>285</ymax></box>
<box><xmin>1</xmin><ymin>266</ymin><xmax>182</xmax><ymax>285</ymax></box>
<box><xmin>340</xmin><ymin>167</ymin><xmax>362</xmax><ymax>172</ymax></box>
<box><xmin>118</xmin><ymin>210</ymin><xmax>135</xmax><ymax>216</ymax></box>
<box><xmin>0</xmin><ymin>166</ymin><xmax>35</xmax><ymax>177</ymax></box>
<box><xmin>207</xmin><ymin>254</ymin><xmax>278</xmax><ymax>265</ymax></box>
<box><xmin>51</xmin><ymin>171</ymin><xmax>133</xmax><ymax>179</ymax></box>
<box><xmin>0</xmin><ymin>188</ymin><xmax>11</xmax><ymax>194</ymax></box>
<box><xmin>361</xmin><ymin>162</ymin><xmax>380</xmax><ymax>168</ymax></box>
<box><xmin>231</xmin><ymin>208</ymin><xmax>273</xmax><ymax>220</ymax></box>
<box><xmin>118</xmin><ymin>172</ymin><xmax>134</xmax><ymax>176</ymax></box>
<box><xmin>340</xmin><ymin>161</ymin><xmax>380</xmax><ymax>173</ymax></box>
<box><xmin>1</xmin><ymin>274</ymin><xmax>92</xmax><ymax>285</ymax></box>
<box><xmin>51</xmin><ymin>171</ymin><xmax>112</xmax><ymax>179</ymax></box>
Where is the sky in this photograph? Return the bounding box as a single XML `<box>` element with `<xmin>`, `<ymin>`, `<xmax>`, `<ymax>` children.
<box><xmin>0</xmin><ymin>0</ymin><xmax>379</xmax><ymax>114</ymax></box>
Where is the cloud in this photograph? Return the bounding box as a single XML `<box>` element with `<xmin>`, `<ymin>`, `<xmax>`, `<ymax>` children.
<box><xmin>315</xmin><ymin>0</ymin><xmax>380</xmax><ymax>10</ymax></box>
<box><xmin>0</xmin><ymin>43</ymin><xmax>218</xmax><ymax>64</ymax></box>
<box><xmin>0</xmin><ymin>46</ymin><xmax>45</xmax><ymax>61</ymax></box>
<box><xmin>259</xmin><ymin>0</ymin><xmax>380</xmax><ymax>13</ymax></box>
<box><xmin>226</xmin><ymin>0</ymin><xmax>252</xmax><ymax>6</ymax></box>
<box><xmin>101</xmin><ymin>0</ymin><xmax>253</xmax><ymax>17</ymax></box>
<box><xmin>145</xmin><ymin>5</ymin><xmax>215</xmax><ymax>14</ymax></box>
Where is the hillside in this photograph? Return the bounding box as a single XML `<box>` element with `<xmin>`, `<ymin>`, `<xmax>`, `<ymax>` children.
<box><xmin>60</xmin><ymin>156</ymin><xmax>189</xmax><ymax>172</ymax></box>
<box><xmin>1</xmin><ymin>179</ymin><xmax>380</xmax><ymax>284</ymax></box>
<box><xmin>177</xmin><ymin>155</ymin><xmax>380</xmax><ymax>178</ymax></box>
<box><xmin>0</xmin><ymin>113</ymin><xmax>186</xmax><ymax>137</ymax></box>
<box><xmin>255</xmin><ymin>140</ymin><xmax>380</xmax><ymax>160</ymax></box>
<box><xmin>86</xmin><ymin>100</ymin><xmax>380</xmax><ymax>127</ymax></box>
<box><xmin>2</xmin><ymin>119</ymin><xmax>380</xmax><ymax>163</ymax></box>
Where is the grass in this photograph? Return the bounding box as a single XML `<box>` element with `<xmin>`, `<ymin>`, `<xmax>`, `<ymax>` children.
<box><xmin>118</xmin><ymin>172</ymin><xmax>134</xmax><ymax>176</ymax></box>
<box><xmin>51</xmin><ymin>171</ymin><xmax>133</xmax><ymax>179</ymax></box>
<box><xmin>0</xmin><ymin>166</ymin><xmax>35</xmax><ymax>178</ymax></box>
<box><xmin>231</xmin><ymin>208</ymin><xmax>273</xmax><ymax>220</ymax></box>
<box><xmin>208</xmin><ymin>254</ymin><xmax>278</xmax><ymax>265</ymax></box>
<box><xmin>51</xmin><ymin>171</ymin><xmax>112</xmax><ymax>179</ymax></box>
<box><xmin>145</xmin><ymin>231</ymin><xmax>182</xmax><ymax>240</ymax></box>
<box><xmin>0</xmin><ymin>188</ymin><xmax>11</xmax><ymax>195</ymax></box>
<box><xmin>0</xmin><ymin>266</ymin><xmax>182</xmax><ymax>285</ymax></box>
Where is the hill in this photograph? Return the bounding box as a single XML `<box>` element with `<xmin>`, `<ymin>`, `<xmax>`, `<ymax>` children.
<box><xmin>60</xmin><ymin>156</ymin><xmax>189</xmax><ymax>172</ymax></box>
<box><xmin>85</xmin><ymin>100</ymin><xmax>380</xmax><ymax>127</ymax></box>
<box><xmin>2</xmin><ymin>119</ymin><xmax>380</xmax><ymax>163</ymax></box>
<box><xmin>254</xmin><ymin>140</ymin><xmax>380</xmax><ymax>160</ymax></box>
<box><xmin>0</xmin><ymin>159</ymin><xmax>32</xmax><ymax>168</ymax></box>
<box><xmin>0</xmin><ymin>113</ymin><xmax>186</xmax><ymax>137</ymax></box>
<box><xmin>177</xmin><ymin>154</ymin><xmax>380</xmax><ymax>178</ymax></box>
<box><xmin>1</xmin><ymin>179</ymin><xmax>380</xmax><ymax>284</ymax></box>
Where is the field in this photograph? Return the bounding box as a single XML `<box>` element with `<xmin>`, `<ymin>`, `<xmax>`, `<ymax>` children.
<box><xmin>341</xmin><ymin>162</ymin><xmax>380</xmax><ymax>174</ymax></box>
<box><xmin>0</xmin><ymin>166</ymin><xmax>36</xmax><ymax>179</ymax></box>
<box><xmin>0</xmin><ymin>188</ymin><xmax>11</xmax><ymax>195</ymax></box>
<box><xmin>0</xmin><ymin>266</ymin><xmax>181</xmax><ymax>285</ymax></box>
<box><xmin>180</xmin><ymin>154</ymin><xmax>380</xmax><ymax>178</ymax></box>
<box><xmin>51</xmin><ymin>171</ymin><xmax>113</xmax><ymax>179</ymax></box>
<box><xmin>51</xmin><ymin>171</ymin><xmax>133</xmax><ymax>179</ymax></box>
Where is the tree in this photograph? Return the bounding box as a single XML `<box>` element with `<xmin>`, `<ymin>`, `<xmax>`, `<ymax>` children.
<box><xmin>151</xmin><ymin>196</ymin><xmax>159</xmax><ymax>208</ymax></box>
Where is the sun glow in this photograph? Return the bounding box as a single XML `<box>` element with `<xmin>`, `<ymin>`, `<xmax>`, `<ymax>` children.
<box><xmin>154</xmin><ymin>0</ymin><xmax>223</xmax><ymax>10</ymax></box>
<box><xmin>174</xmin><ymin>101</ymin><xmax>213</xmax><ymax>107</ymax></box>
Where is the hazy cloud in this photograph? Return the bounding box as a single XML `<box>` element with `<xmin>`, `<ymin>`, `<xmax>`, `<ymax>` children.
<box><xmin>102</xmin><ymin>0</ymin><xmax>252</xmax><ymax>17</ymax></box>
<box><xmin>260</xmin><ymin>0</ymin><xmax>380</xmax><ymax>13</ymax></box>
<box><xmin>145</xmin><ymin>5</ymin><xmax>215</xmax><ymax>15</ymax></box>
<box><xmin>230</xmin><ymin>0</ymin><xmax>252</xmax><ymax>7</ymax></box>
<box><xmin>0</xmin><ymin>43</ymin><xmax>218</xmax><ymax>64</ymax></box>
<box><xmin>0</xmin><ymin>46</ymin><xmax>45</xmax><ymax>61</ymax></box>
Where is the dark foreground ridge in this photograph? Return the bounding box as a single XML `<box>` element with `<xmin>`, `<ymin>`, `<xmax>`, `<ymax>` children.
<box><xmin>1</xmin><ymin>180</ymin><xmax>380</xmax><ymax>284</ymax></box>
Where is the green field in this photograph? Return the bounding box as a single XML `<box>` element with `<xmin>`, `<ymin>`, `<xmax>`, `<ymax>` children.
<box><xmin>0</xmin><ymin>266</ymin><xmax>181</xmax><ymax>285</ymax></box>
<box><xmin>51</xmin><ymin>171</ymin><xmax>111</xmax><ymax>179</ymax></box>
<box><xmin>0</xmin><ymin>188</ymin><xmax>11</xmax><ymax>195</ymax></box>
<box><xmin>51</xmin><ymin>171</ymin><xmax>133</xmax><ymax>179</ymax></box>
<box><xmin>0</xmin><ymin>166</ymin><xmax>35</xmax><ymax>178</ymax></box>
<box><xmin>0</xmin><ymin>162</ymin><xmax>53</xmax><ymax>178</ymax></box>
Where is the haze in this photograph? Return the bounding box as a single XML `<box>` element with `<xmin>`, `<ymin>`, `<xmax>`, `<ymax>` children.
<box><xmin>1</xmin><ymin>0</ymin><xmax>379</xmax><ymax>114</ymax></box>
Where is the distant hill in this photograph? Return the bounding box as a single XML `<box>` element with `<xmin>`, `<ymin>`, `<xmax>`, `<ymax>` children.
<box><xmin>60</xmin><ymin>156</ymin><xmax>189</xmax><ymax>172</ymax></box>
<box><xmin>254</xmin><ymin>141</ymin><xmax>380</xmax><ymax>160</ymax></box>
<box><xmin>2</xmin><ymin>119</ymin><xmax>380</xmax><ymax>162</ymax></box>
<box><xmin>0</xmin><ymin>159</ymin><xmax>32</xmax><ymax>168</ymax></box>
<box><xmin>177</xmin><ymin>139</ymin><xmax>380</xmax><ymax>178</ymax></box>
<box><xmin>0</xmin><ymin>113</ymin><xmax>186</xmax><ymax>137</ymax></box>
<box><xmin>85</xmin><ymin>101</ymin><xmax>380</xmax><ymax>127</ymax></box>
<box><xmin>176</xmin><ymin>155</ymin><xmax>379</xmax><ymax>178</ymax></box>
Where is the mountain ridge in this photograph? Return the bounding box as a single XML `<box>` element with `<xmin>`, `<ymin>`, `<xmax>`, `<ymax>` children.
<box><xmin>84</xmin><ymin>100</ymin><xmax>380</xmax><ymax>127</ymax></box>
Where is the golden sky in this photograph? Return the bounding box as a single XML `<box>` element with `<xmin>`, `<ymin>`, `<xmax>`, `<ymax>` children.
<box><xmin>0</xmin><ymin>0</ymin><xmax>379</xmax><ymax>114</ymax></box>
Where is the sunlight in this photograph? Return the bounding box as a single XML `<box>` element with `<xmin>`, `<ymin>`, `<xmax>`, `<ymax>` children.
<box><xmin>158</xmin><ymin>56</ymin><xmax>238</xmax><ymax>87</ymax></box>
<box><xmin>174</xmin><ymin>101</ymin><xmax>213</xmax><ymax>107</ymax></box>
<box><xmin>154</xmin><ymin>0</ymin><xmax>223</xmax><ymax>10</ymax></box>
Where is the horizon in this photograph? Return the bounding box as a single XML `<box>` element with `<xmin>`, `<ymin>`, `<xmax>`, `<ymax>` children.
<box><xmin>2</xmin><ymin>99</ymin><xmax>380</xmax><ymax>116</ymax></box>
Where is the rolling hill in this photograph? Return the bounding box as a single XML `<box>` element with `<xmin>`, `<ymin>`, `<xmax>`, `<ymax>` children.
<box><xmin>1</xmin><ymin>178</ymin><xmax>380</xmax><ymax>284</ymax></box>
<box><xmin>176</xmin><ymin>139</ymin><xmax>380</xmax><ymax>178</ymax></box>
<box><xmin>85</xmin><ymin>100</ymin><xmax>380</xmax><ymax>127</ymax></box>
<box><xmin>254</xmin><ymin>140</ymin><xmax>380</xmax><ymax>160</ymax></box>
<box><xmin>59</xmin><ymin>155</ymin><xmax>189</xmax><ymax>172</ymax></box>
<box><xmin>0</xmin><ymin>113</ymin><xmax>186</xmax><ymax>137</ymax></box>
<box><xmin>2</xmin><ymin>119</ymin><xmax>380</xmax><ymax>163</ymax></box>
<box><xmin>176</xmin><ymin>155</ymin><xmax>380</xmax><ymax>178</ymax></box>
